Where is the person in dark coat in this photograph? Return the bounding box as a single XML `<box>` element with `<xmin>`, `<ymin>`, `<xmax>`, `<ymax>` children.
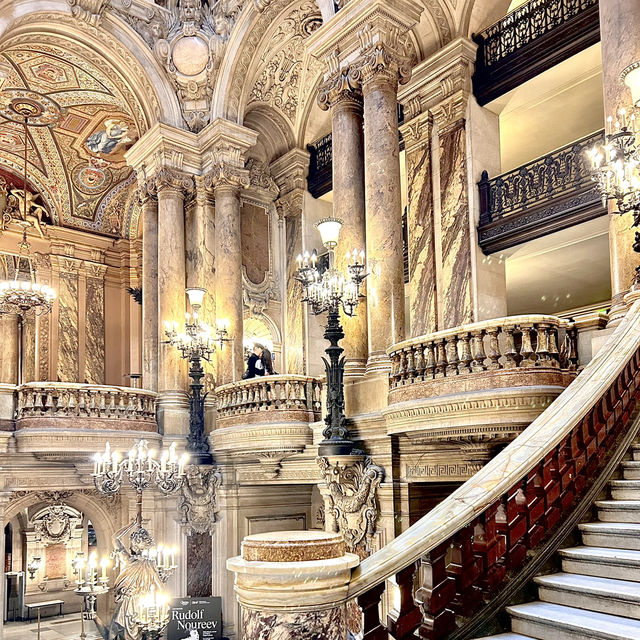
<box><xmin>243</xmin><ymin>344</ymin><xmax>266</xmax><ymax>379</ymax></box>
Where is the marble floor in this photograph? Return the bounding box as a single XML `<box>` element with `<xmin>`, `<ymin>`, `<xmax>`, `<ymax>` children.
<box><xmin>4</xmin><ymin>617</ymin><xmax>101</xmax><ymax>639</ymax></box>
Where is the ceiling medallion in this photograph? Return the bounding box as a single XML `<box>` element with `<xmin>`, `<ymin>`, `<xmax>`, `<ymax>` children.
<box><xmin>0</xmin><ymin>88</ymin><xmax>62</xmax><ymax>126</ymax></box>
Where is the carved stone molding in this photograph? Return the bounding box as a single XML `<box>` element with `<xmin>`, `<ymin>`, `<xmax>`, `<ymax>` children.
<box><xmin>242</xmin><ymin>265</ymin><xmax>279</xmax><ymax>315</ymax></box>
<box><xmin>179</xmin><ymin>464</ymin><xmax>223</xmax><ymax>536</ymax></box>
<box><xmin>66</xmin><ymin>0</ymin><xmax>109</xmax><ymax>26</ymax></box>
<box><xmin>154</xmin><ymin>167</ymin><xmax>195</xmax><ymax>195</ymax></box>
<box><xmin>317</xmin><ymin>455</ymin><xmax>384</xmax><ymax>554</ymax></box>
<box><xmin>32</xmin><ymin>503</ymin><xmax>82</xmax><ymax>545</ymax></box>
<box><xmin>246</xmin><ymin>158</ymin><xmax>279</xmax><ymax>198</ymax></box>
<box><xmin>317</xmin><ymin>68</ymin><xmax>363</xmax><ymax>112</ymax></box>
<box><xmin>204</xmin><ymin>160</ymin><xmax>250</xmax><ymax>192</ymax></box>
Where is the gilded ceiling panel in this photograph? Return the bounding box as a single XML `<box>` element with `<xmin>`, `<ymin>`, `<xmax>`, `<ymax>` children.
<box><xmin>0</xmin><ymin>39</ymin><xmax>148</xmax><ymax>238</ymax></box>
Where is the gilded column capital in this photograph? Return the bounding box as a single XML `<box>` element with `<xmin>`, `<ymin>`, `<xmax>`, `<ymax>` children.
<box><xmin>137</xmin><ymin>176</ymin><xmax>158</xmax><ymax>204</ymax></box>
<box><xmin>317</xmin><ymin>68</ymin><xmax>363</xmax><ymax>113</ymax></box>
<box><xmin>82</xmin><ymin>261</ymin><xmax>108</xmax><ymax>281</ymax></box>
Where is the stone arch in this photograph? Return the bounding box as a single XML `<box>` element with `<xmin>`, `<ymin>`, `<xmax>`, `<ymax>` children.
<box><xmin>244</xmin><ymin>105</ymin><xmax>296</xmax><ymax>164</ymax></box>
<box><xmin>459</xmin><ymin>0</ymin><xmax>512</xmax><ymax>38</ymax></box>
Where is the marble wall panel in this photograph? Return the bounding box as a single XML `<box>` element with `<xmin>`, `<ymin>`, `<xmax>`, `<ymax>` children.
<box><xmin>242</xmin><ymin>606</ymin><xmax>347</xmax><ymax>640</ymax></box>
<box><xmin>286</xmin><ymin>213</ymin><xmax>305</xmax><ymax>374</ymax></box>
<box><xmin>57</xmin><ymin>273</ymin><xmax>79</xmax><ymax>382</ymax></box>
<box><xmin>242</xmin><ymin>203</ymin><xmax>270</xmax><ymax>286</ymax></box>
<box><xmin>21</xmin><ymin>317</ymin><xmax>36</xmax><ymax>383</ymax></box>
<box><xmin>439</xmin><ymin>122</ymin><xmax>472</xmax><ymax>328</ymax></box>
<box><xmin>187</xmin><ymin>532</ymin><xmax>212</xmax><ymax>597</ymax></box>
<box><xmin>406</xmin><ymin>135</ymin><xmax>437</xmax><ymax>337</ymax></box>
<box><xmin>85</xmin><ymin>277</ymin><xmax>105</xmax><ymax>384</ymax></box>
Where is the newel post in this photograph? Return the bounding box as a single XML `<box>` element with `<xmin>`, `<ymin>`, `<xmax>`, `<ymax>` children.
<box><xmin>227</xmin><ymin>531</ymin><xmax>359</xmax><ymax>639</ymax></box>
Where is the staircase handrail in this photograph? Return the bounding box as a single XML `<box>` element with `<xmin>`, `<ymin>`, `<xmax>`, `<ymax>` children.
<box><xmin>348</xmin><ymin>298</ymin><xmax>640</xmax><ymax>601</ymax></box>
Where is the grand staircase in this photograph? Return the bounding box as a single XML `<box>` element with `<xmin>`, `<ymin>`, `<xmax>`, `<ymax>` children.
<box><xmin>477</xmin><ymin>440</ymin><xmax>640</xmax><ymax>640</ymax></box>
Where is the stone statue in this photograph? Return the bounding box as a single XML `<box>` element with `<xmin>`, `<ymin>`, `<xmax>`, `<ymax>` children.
<box><xmin>8</xmin><ymin>188</ymin><xmax>47</xmax><ymax>238</ymax></box>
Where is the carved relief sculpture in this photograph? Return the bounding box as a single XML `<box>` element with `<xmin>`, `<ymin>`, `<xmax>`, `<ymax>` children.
<box><xmin>317</xmin><ymin>456</ymin><xmax>384</xmax><ymax>555</ymax></box>
<box><xmin>179</xmin><ymin>465</ymin><xmax>223</xmax><ymax>535</ymax></box>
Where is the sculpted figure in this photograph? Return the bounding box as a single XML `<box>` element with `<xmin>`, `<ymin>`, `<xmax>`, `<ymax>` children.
<box><xmin>180</xmin><ymin>465</ymin><xmax>222</xmax><ymax>535</ymax></box>
<box><xmin>9</xmin><ymin>188</ymin><xmax>46</xmax><ymax>238</ymax></box>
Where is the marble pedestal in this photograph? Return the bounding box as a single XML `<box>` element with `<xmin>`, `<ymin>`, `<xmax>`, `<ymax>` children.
<box><xmin>227</xmin><ymin>531</ymin><xmax>359</xmax><ymax>640</ymax></box>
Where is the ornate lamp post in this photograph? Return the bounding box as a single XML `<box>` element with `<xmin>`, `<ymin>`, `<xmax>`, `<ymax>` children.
<box><xmin>295</xmin><ymin>218</ymin><xmax>367</xmax><ymax>456</ymax></box>
<box><xmin>164</xmin><ymin>288</ymin><xmax>230</xmax><ymax>465</ymax></box>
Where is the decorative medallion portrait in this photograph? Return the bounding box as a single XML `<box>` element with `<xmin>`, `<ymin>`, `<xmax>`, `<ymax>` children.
<box><xmin>85</xmin><ymin>118</ymin><xmax>137</xmax><ymax>160</ymax></box>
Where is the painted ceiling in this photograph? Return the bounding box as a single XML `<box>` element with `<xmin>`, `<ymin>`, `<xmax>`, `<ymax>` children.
<box><xmin>0</xmin><ymin>39</ymin><xmax>148</xmax><ymax>239</ymax></box>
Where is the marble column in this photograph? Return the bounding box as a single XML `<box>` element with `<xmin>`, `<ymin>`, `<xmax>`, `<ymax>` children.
<box><xmin>319</xmin><ymin>74</ymin><xmax>368</xmax><ymax>375</ymax></box>
<box><xmin>360</xmin><ymin>60</ymin><xmax>407</xmax><ymax>372</ymax></box>
<box><xmin>0</xmin><ymin>493</ymin><xmax>9</xmax><ymax>639</ymax></box>
<box><xmin>0</xmin><ymin>314</ymin><xmax>18</xmax><ymax>384</ymax></box>
<box><xmin>401</xmin><ymin>113</ymin><xmax>437</xmax><ymax>336</ymax></box>
<box><xmin>214</xmin><ymin>182</ymin><xmax>244</xmax><ymax>384</ymax></box>
<box><xmin>156</xmin><ymin>169</ymin><xmax>192</xmax><ymax>434</ymax></box>
<box><xmin>599</xmin><ymin>2</ymin><xmax>640</xmax><ymax>322</ymax></box>
<box><xmin>21</xmin><ymin>317</ymin><xmax>36</xmax><ymax>383</ymax></box>
<box><xmin>186</xmin><ymin>177</ymin><xmax>217</xmax><ymax>387</ymax></box>
<box><xmin>271</xmin><ymin>149</ymin><xmax>310</xmax><ymax>376</ymax></box>
<box><xmin>84</xmin><ymin>263</ymin><xmax>107</xmax><ymax>384</ymax></box>
<box><xmin>140</xmin><ymin>180</ymin><xmax>159</xmax><ymax>392</ymax></box>
<box><xmin>227</xmin><ymin>531</ymin><xmax>359</xmax><ymax>640</ymax></box>
<box><xmin>187</xmin><ymin>531</ymin><xmax>213</xmax><ymax>597</ymax></box>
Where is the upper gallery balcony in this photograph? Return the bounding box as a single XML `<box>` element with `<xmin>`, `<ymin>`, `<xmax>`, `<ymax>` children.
<box><xmin>0</xmin><ymin>382</ymin><xmax>158</xmax><ymax>455</ymax></box>
<box><xmin>477</xmin><ymin>130</ymin><xmax>606</xmax><ymax>254</ymax></box>
<box><xmin>472</xmin><ymin>0</ymin><xmax>600</xmax><ymax>105</ymax></box>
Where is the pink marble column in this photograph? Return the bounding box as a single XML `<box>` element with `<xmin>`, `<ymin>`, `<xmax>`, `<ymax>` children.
<box><xmin>599</xmin><ymin>2</ymin><xmax>640</xmax><ymax>321</ymax></box>
<box><xmin>140</xmin><ymin>181</ymin><xmax>158</xmax><ymax>392</ymax></box>
<box><xmin>361</xmin><ymin>65</ymin><xmax>406</xmax><ymax>371</ymax></box>
<box><xmin>0</xmin><ymin>314</ymin><xmax>18</xmax><ymax>384</ymax></box>
<box><xmin>156</xmin><ymin>169</ymin><xmax>191</xmax><ymax>433</ymax></box>
<box><xmin>214</xmin><ymin>183</ymin><xmax>244</xmax><ymax>384</ymax></box>
<box><xmin>320</xmin><ymin>77</ymin><xmax>368</xmax><ymax>375</ymax></box>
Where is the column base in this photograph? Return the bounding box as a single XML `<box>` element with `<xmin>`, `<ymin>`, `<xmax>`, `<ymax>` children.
<box><xmin>366</xmin><ymin>351</ymin><xmax>392</xmax><ymax>375</ymax></box>
<box><xmin>344</xmin><ymin>358</ymin><xmax>367</xmax><ymax>379</ymax></box>
<box><xmin>156</xmin><ymin>390</ymin><xmax>189</xmax><ymax>436</ymax></box>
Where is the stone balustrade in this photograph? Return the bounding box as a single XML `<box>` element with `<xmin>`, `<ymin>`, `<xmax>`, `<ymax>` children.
<box><xmin>212</xmin><ymin>376</ymin><xmax>323</xmax><ymax>471</ymax></box>
<box><xmin>215</xmin><ymin>375</ymin><xmax>322</xmax><ymax>425</ymax></box>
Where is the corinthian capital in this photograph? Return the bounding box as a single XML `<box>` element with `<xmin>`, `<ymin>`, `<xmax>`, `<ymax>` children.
<box><xmin>317</xmin><ymin>68</ymin><xmax>363</xmax><ymax>112</ymax></box>
<box><xmin>204</xmin><ymin>160</ymin><xmax>250</xmax><ymax>192</ymax></box>
<box><xmin>153</xmin><ymin>168</ymin><xmax>194</xmax><ymax>196</ymax></box>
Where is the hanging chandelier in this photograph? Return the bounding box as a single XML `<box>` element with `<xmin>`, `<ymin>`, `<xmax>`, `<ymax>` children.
<box><xmin>589</xmin><ymin>108</ymin><xmax>640</xmax><ymax>216</ymax></box>
<box><xmin>0</xmin><ymin>89</ymin><xmax>60</xmax><ymax>316</ymax></box>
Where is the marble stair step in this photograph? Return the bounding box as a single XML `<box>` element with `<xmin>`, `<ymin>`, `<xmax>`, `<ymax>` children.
<box><xmin>610</xmin><ymin>479</ymin><xmax>640</xmax><ymax>500</ymax></box>
<box><xmin>596</xmin><ymin>499</ymin><xmax>640</xmax><ymax>523</ymax></box>
<box><xmin>560</xmin><ymin>546</ymin><xmax>640</xmax><ymax>582</ymax></box>
<box><xmin>621</xmin><ymin>460</ymin><xmax>640</xmax><ymax>480</ymax></box>
<box><xmin>631</xmin><ymin>444</ymin><xmax>640</xmax><ymax>461</ymax></box>
<box><xmin>473</xmin><ymin>634</ymin><xmax>534</xmax><ymax>640</ymax></box>
<box><xmin>507</xmin><ymin>601</ymin><xmax>640</xmax><ymax>639</ymax></box>
<box><xmin>534</xmin><ymin>572</ymin><xmax>640</xmax><ymax>619</ymax></box>
<box><xmin>579</xmin><ymin>521</ymin><xmax>640</xmax><ymax>550</ymax></box>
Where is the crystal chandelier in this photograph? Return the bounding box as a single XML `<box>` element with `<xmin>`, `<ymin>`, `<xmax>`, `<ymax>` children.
<box><xmin>129</xmin><ymin>586</ymin><xmax>171</xmax><ymax>640</ymax></box>
<box><xmin>0</xmin><ymin>89</ymin><xmax>60</xmax><ymax>316</ymax></box>
<box><xmin>589</xmin><ymin>108</ymin><xmax>640</xmax><ymax>215</ymax></box>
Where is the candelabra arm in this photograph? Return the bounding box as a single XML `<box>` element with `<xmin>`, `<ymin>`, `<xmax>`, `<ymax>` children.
<box><xmin>318</xmin><ymin>308</ymin><xmax>353</xmax><ymax>456</ymax></box>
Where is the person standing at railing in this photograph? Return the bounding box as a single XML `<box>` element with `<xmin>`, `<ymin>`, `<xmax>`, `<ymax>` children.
<box><xmin>243</xmin><ymin>344</ymin><xmax>266</xmax><ymax>379</ymax></box>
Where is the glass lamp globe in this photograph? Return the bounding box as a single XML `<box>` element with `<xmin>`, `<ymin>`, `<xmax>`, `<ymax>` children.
<box><xmin>186</xmin><ymin>287</ymin><xmax>206</xmax><ymax>309</ymax></box>
<box><xmin>622</xmin><ymin>62</ymin><xmax>640</xmax><ymax>107</ymax></box>
<box><xmin>315</xmin><ymin>217</ymin><xmax>343</xmax><ymax>249</ymax></box>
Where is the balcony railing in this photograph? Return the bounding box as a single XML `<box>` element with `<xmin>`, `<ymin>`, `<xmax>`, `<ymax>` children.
<box><xmin>389</xmin><ymin>315</ymin><xmax>577</xmax><ymax>389</ymax></box>
<box><xmin>477</xmin><ymin>130</ymin><xmax>606</xmax><ymax>254</ymax></box>
<box><xmin>16</xmin><ymin>382</ymin><xmax>157</xmax><ymax>429</ymax></box>
<box><xmin>473</xmin><ymin>0</ymin><xmax>600</xmax><ymax>105</ymax></box>
<box><xmin>215</xmin><ymin>375</ymin><xmax>322</xmax><ymax>424</ymax></box>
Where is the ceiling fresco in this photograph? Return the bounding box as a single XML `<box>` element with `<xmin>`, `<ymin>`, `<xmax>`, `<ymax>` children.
<box><xmin>0</xmin><ymin>40</ymin><xmax>148</xmax><ymax>239</ymax></box>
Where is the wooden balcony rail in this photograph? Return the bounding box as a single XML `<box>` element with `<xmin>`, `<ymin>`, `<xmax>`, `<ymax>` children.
<box><xmin>472</xmin><ymin>0</ymin><xmax>600</xmax><ymax>105</ymax></box>
<box><xmin>388</xmin><ymin>315</ymin><xmax>578</xmax><ymax>389</ymax></box>
<box><xmin>338</xmin><ymin>297</ymin><xmax>640</xmax><ymax>639</ymax></box>
<box><xmin>477</xmin><ymin>130</ymin><xmax>605</xmax><ymax>253</ymax></box>
<box><xmin>215</xmin><ymin>375</ymin><xmax>322</xmax><ymax>421</ymax></box>
<box><xmin>16</xmin><ymin>382</ymin><xmax>157</xmax><ymax>424</ymax></box>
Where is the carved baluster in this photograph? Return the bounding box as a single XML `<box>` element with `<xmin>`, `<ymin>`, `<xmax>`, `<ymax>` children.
<box><xmin>535</xmin><ymin>323</ymin><xmax>551</xmax><ymax>367</ymax></box>
<box><xmin>470</xmin><ymin>330</ymin><xmax>487</xmax><ymax>373</ymax></box>
<box><xmin>314</xmin><ymin>382</ymin><xmax>322</xmax><ymax>413</ymax></box>
<box><xmin>387</xmin><ymin>562</ymin><xmax>421</xmax><ymax>640</ymax></box>
<box><xmin>445</xmin><ymin>336</ymin><xmax>459</xmax><ymax>377</ymax></box>
<box><xmin>406</xmin><ymin>348</ymin><xmax>416</xmax><ymax>384</ymax></box>
<box><xmin>68</xmin><ymin>390</ymin><xmax>78</xmax><ymax>416</ymax></box>
<box><xmin>502</xmin><ymin>326</ymin><xmax>518</xmax><ymax>368</ymax></box>
<box><xmin>566</xmin><ymin>324</ymin><xmax>578</xmax><ymax>370</ymax></box>
<box><xmin>273</xmin><ymin>381</ymin><xmax>282</xmax><ymax>410</ymax></box>
<box><xmin>415</xmin><ymin>542</ymin><xmax>456</xmax><ymax>639</ymax></box>
<box><xmin>390</xmin><ymin>352</ymin><xmax>402</xmax><ymax>388</ymax></box>
<box><xmin>45</xmin><ymin>390</ymin><xmax>54</xmax><ymax>414</ymax></box>
<box><xmin>449</xmin><ymin>524</ymin><xmax>482</xmax><ymax>616</ymax></box>
<box><xmin>414</xmin><ymin>346</ymin><xmax>426</xmax><ymax>381</ymax></box>
<box><xmin>496</xmin><ymin>485</ymin><xmax>527</xmax><ymax>570</ymax></box>
<box><xmin>485</xmin><ymin>328</ymin><xmax>501</xmax><ymax>370</ymax></box>
<box><xmin>424</xmin><ymin>342</ymin><xmax>436</xmax><ymax>380</ymax></box>
<box><xmin>400</xmin><ymin>350</ymin><xmax>409</xmax><ymax>384</ymax></box>
<box><xmin>519</xmin><ymin>323</ymin><xmax>536</xmax><ymax>368</ymax></box>
<box><xmin>434</xmin><ymin>340</ymin><xmax>447</xmax><ymax>378</ymax></box>
<box><xmin>473</xmin><ymin>504</ymin><xmax>506</xmax><ymax>597</ymax></box>
<box><xmin>524</xmin><ymin>466</ymin><xmax>546</xmax><ymax>548</ymax></box>
<box><xmin>548</xmin><ymin>325</ymin><xmax>560</xmax><ymax>368</ymax></box>
<box><xmin>357</xmin><ymin>582</ymin><xmax>387</xmax><ymax>640</ymax></box>
<box><xmin>457</xmin><ymin>333</ymin><xmax>472</xmax><ymax>375</ymax></box>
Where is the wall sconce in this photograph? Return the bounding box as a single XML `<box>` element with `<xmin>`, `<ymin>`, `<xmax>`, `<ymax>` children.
<box><xmin>27</xmin><ymin>556</ymin><xmax>42</xmax><ymax>580</ymax></box>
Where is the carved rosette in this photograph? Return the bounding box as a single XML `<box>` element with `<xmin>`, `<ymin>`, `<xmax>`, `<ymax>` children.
<box><xmin>179</xmin><ymin>465</ymin><xmax>223</xmax><ymax>536</ymax></box>
<box><xmin>317</xmin><ymin>456</ymin><xmax>384</xmax><ymax>554</ymax></box>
